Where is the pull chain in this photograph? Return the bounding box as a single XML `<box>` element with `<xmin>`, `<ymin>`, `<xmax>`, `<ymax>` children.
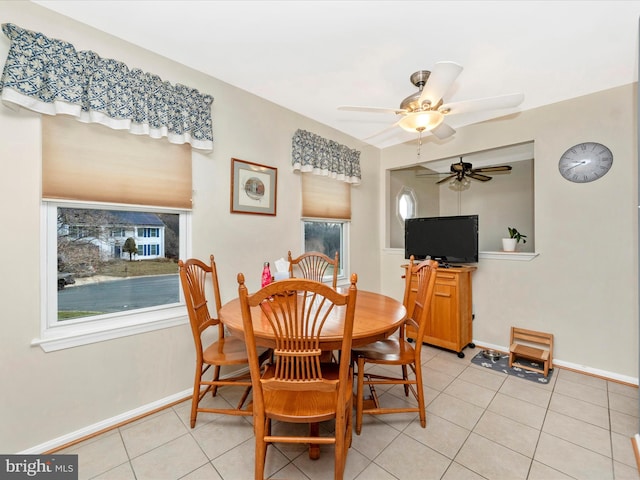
<box><xmin>416</xmin><ymin>127</ymin><xmax>425</xmax><ymax>160</ymax></box>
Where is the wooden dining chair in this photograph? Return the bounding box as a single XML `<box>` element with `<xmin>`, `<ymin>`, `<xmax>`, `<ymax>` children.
<box><xmin>287</xmin><ymin>250</ymin><xmax>339</xmax><ymax>288</ymax></box>
<box><xmin>237</xmin><ymin>273</ymin><xmax>358</xmax><ymax>480</ymax></box>
<box><xmin>352</xmin><ymin>257</ymin><xmax>438</xmax><ymax>434</ymax></box>
<box><xmin>178</xmin><ymin>255</ymin><xmax>271</xmax><ymax>428</ymax></box>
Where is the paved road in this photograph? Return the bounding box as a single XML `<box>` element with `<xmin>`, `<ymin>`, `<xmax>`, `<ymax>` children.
<box><xmin>58</xmin><ymin>274</ymin><xmax>180</xmax><ymax>313</ymax></box>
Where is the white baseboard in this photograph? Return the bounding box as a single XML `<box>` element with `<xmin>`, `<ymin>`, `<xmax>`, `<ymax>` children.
<box><xmin>474</xmin><ymin>341</ymin><xmax>639</xmax><ymax>386</ymax></box>
<box><xmin>20</xmin><ymin>389</ymin><xmax>192</xmax><ymax>454</ymax></box>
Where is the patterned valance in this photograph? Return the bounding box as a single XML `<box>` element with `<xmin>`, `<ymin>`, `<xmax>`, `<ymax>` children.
<box><xmin>291</xmin><ymin>129</ymin><xmax>361</xmax><ymax>185</ymax></box>
<box><xmin>0</xmin><ymin>23</ymin><xmax>213</xmax><ymax>151</ymax></box>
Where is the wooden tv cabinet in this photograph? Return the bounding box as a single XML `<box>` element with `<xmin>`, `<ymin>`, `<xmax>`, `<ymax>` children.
<box><xmin>403</xmin><ymin>264</ymin><xmax>476</xmax><ymax>358</ymax></box>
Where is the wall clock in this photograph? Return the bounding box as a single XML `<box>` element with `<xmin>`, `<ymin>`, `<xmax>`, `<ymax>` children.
<box><xmin>558</xmin><ymin>142</ymin><xmax>613</xmax><ymax>183</ymax></box>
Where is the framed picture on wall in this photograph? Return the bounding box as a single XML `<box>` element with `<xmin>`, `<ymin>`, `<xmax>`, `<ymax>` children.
<box><xmin>230</xmin><ymin>158</ymin><xmax>278</xmax><ymax>215</ymax></box>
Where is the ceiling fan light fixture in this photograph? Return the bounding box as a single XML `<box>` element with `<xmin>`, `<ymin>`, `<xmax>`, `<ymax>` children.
<box><xmin>398</xmin><ymin>111</ymin><xmax>444</xmax><ymax>133</ymax></box>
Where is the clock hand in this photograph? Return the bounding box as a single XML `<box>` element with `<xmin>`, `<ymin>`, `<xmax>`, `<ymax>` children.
<box><xmin>565</xmin><ymin>160</ymin><xmax>588</xmax><ymax>170</ymax></box>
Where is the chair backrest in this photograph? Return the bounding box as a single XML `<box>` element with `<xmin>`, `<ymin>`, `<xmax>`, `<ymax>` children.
<box><xmin>404</xmin><ymin>258</ymin><xmax>438</xmax><ymax>344</ymax></box>
<box><xmin>237</xmin><ymin>273</ymin><xmax>358</xmax><ymax>408</ymax></box>
<box><xmin>287</xmin><ymin>250</ymin><xmax>339</xmax><ymax>288</ymax></box>
<box><xmin>178</xmin><ymin>255</ymin><xmax>225</xmax><ymax>354</ymax></box>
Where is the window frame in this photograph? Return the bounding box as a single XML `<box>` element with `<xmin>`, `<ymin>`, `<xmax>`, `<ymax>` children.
<box><xmin>300</xmin><ymin>218</ymin><xmax>349</xmax><ymax>285</ymax></box>
<box><xmin>36</xmin><ymin>200</ymin><xmax>191</xmax><ymax>352</ymax></box>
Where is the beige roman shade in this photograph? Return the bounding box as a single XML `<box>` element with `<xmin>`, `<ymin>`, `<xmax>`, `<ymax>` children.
<box><xmin>301</xmin><ymin>173</ymin><xmax>351</xmax><ymax>219</ymax></box>
<box><xmin>42</xmin><ymin>115</ymin><xmax>192</xmax><ymax>209</ymax></box>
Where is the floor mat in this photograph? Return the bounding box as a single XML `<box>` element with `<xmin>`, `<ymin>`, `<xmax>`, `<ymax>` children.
<box><xmin>470</xmin><ymin>350</ymin><xmax>553</xmax><ymax>384</ymax></box>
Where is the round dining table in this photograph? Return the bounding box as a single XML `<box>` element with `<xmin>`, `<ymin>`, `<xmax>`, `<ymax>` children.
<box><xmin>219</xmin><ymin>289</ymin><xmax>407</xmax><ymax>351</ymax></box>
<box><xmin>218</xmin><ymin>288</ymin><xmax>407</xmax><ymax>460</ymax></box>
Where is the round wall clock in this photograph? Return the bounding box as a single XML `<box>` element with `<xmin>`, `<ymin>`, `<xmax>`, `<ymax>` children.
<box><xmin>558</xmin><ymin>142</ymin><xmax>613</xmax><ymax>183</ymax></box>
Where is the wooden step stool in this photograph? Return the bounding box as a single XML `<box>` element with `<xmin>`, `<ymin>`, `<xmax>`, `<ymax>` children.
<box><xmin>508</xmin><ymin>327</ymin><xmax>553</xmax><ymax>377</ymax></box>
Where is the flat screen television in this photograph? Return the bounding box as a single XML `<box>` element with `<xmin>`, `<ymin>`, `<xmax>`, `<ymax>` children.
<box><xmin>404</xmin><ymin>215</ymin><xmax>479</xmax><ymax>263</ymax></box>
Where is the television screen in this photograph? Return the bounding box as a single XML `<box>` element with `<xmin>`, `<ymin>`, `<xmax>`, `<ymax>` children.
<box><xmin>404</xmin><ymin>215</ymin><xmax>479</xmax><ymax>263</ymax></box>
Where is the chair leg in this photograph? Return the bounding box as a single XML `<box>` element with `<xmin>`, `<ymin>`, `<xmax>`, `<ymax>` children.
<box><xmin>414</xmin><ymin>361</ymin><xmax>426</xmax><ymax>428</ymax></box>
<box><xmin>355</xmin><ymin>356</ymin><xmax>365</xmax><ymax>435</ymax></box>
<box><xmin>254</xmin><ymin>416</ymin><xmax>267</xmax><ymax>480</ymax></box>
<box><xmin>402</xmin><ymin>364</ymin><xmax>409</xmax><ymax>396</ymax></box>
<box><xmin>211</xmin><ymin>365</ymin><xmax>221</xmax><ymax>397</ymax></box>
<box><xmin>190</xmin><ymin>367</ymin><xmax>203</xmax><ymax>429</ymax></box>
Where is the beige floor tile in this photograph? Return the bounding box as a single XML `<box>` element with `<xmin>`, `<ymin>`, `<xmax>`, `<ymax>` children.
<box><xmin>181</xmin><ymin>462</ymin><xmax>223</xmax><ymax>480</ymax></box>
<box><xmin>190</xmin><ymin>415</ymin><xmax>254</xmax><ymax>460</ymax></box>
<box><xmin>425</xmin><ymin>355</ymin><xmax>468</xmax><ymax>378</ymax></box>
<box><xmin>268</xmin><ymin>462</ymin><xmax>313</xmax><ymax>480</ymax></box>
<box><xmin>610</xmin><ymin>391</ymin><xmax>640</xmax><ymax>417</ymax></box>
<box><xmin>440</xmin><ymin>461</ymin><xmax>486</xmax><ymax>480</ymax></box>
<box><xmin>613</xmin><ymin>431</ymin><xmax>640</xmax><ymax>468</ymax></box>
<box><xmin>455</xmin><ymin>432</ymin><xmax>531</xmax><ymax>480</ymax></box>
<box><xmin>473</xmin><ymin>410</ymin><xmax>540</xmax><ymax>458</ymax></box>
<box><xmin>354</xmin><ymin>462</ymin><xmax>397</xmax><ymax>480</ymax></box>
<box><xmin>120</xmin><ymin>409</ymin><xmax>189</xmax><ymax>458</ymax></box>
<box><xmin>554</xmin><ymin>377</ymin><xmax>609</xmax><ymax>407</ymax></box>
<box><xmin>534</xmin><ymin>432</ymin><xmax>613</xmax><ymax>480</ymax></box>
<box><xmin>613</xmin><ymin>460</ymin><xmax>640</xmax><ymax>480</ymax></box>
<box><xmin>350</xmin><ymin>415</ymin><xmax>401</xmax><ymax>460</ymax></box>
<box><xmin>92</xmin><ymin>461</ymin><xmax>136</xmax><ymax>480</ymax></box>
<box><xmin>59</xmin><ymin>430</ymin><xmax>129</xmax><ymax>480</ymax></box>
<box><xmin>499</xmin><ymin>376</ymin><xmax>552</xmax><ymax>408</ymax></box>
<box><xmin>548</xmin><ymin>391</ymin><xmax>609</xmax><ymax>429</ymax></box>
<box><xmin>130</xmin><ymin>434</ymin><xmax>209</xmax><ymax>480</ymax></box>
<box><xmin>374</xmin><ymin>433</ymin><xmax>451</xmax><ymax>480</ymax></box>
<box><xmin>608</xmin><ymin>381</ymin><xmax>639</xmax><ymax>400</ymax></box>
<box><xmin>422</xmin><ymin>367</ymin><xmax>457</xmax><ymax>392</ymax></box>
<box><xmin>557</xmin><ymin>369</ymin><xmax>607</xmax><ymax>390</ymax></box>
<box><xmin>404</xmin><ymin>413</ymin><xmax>470</xmax><ymax>459</ymax></box>
<box><xmin>213</xmin><ymin>436</ymin><xmax>287</xmax><ymax>480</ymax></box>
<box><xmin>611</xmin><ymin>409</ymin><xmax>640</xmax><ymax>437</ymax></box>
<box><xmin>527</xmin><ymin>460</ymin><xmax>574</xmax><ymax>479</ymax></box>
<box><xmin>459</xmin><ymin>364</ymin><xmax>507</xmax><ymax>391</ymax></box>
<box><xmin>542</xmin><ymin>410</ymin><xmax>611</xmax><ymax>457</ymax></box>
<box><xmin>443</xmin><ymin>378</ymin><xmax>496</xmax><ymax>408</ymax></box>
<box><xmin>487</xmin><ymin>392</ymin><xmax>547</xmax><ymax>430</ymax></box>
<box><xmin>427</xmin><ymin>392</ymin><xmax>485</xmax><ymax>430</ymax></box>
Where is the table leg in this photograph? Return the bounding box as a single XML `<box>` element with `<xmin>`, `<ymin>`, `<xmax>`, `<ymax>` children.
<box><xmin>309</xmin><ymin>422</ymin><xmax>320</xmax><ymax>459</ymax></box>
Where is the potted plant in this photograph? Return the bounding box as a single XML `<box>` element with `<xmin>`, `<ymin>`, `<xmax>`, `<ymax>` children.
<box><xmin>502</xmin><ymin>227</ymin><xmax>527</xmax><ymax>252</ymax></box>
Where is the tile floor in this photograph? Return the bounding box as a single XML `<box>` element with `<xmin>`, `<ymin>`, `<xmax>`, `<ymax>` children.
<box><xmin>59</xmin><ymin>345</ymin><xmax>640</xmax><ymax>479</ymax></box>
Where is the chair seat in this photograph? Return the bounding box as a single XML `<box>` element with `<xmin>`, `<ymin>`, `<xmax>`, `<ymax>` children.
<box><xmin>352</xmin><ymin>337</ymin><xmax>415</xmax><ymax>364</ymax></box>
<box><xmin>262</xmin><ymin>363</ymin><xmax>350</xmax><ymax>423</ymax></box>
<box><xmin>203</xmin><ymin>336</ymin><xmax>270</xmax><ymax>366</ymax></box>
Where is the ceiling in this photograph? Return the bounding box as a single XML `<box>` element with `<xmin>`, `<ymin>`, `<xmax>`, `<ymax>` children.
<box><xmin>30</xmin><ymin>1</ymin><xmax>640</xmax><ymax>149</ymax></box>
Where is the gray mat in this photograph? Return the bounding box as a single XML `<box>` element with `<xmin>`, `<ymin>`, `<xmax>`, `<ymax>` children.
<box><xmin>470</xmin><ymin>351</ymin><xmax>553</xmax><ymax>384</ymax></box>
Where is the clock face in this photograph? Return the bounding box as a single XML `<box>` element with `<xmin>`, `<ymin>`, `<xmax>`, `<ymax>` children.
<box><xmin>558</xmin><ymin>142</ymin><xmax>613</xmax><ymax>183</ymax></box>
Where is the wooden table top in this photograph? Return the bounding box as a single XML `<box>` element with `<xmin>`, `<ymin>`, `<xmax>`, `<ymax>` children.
<box><xmin>219</xmin><ymin>289</ymin><xmax>407</xmax><ymax>350</ymax></box>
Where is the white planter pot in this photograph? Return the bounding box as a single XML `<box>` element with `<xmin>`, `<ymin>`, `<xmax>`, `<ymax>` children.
<box><xmin>502</xmin><ymin>238</ymin><xmax>517</xmax><ymax>252</ymax></box>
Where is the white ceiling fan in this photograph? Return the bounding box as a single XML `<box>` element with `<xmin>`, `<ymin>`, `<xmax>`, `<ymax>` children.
<box><xmin>338</xmin><ymin>61</ymin><xmax>524</xmax><ymax>141</ymax></box>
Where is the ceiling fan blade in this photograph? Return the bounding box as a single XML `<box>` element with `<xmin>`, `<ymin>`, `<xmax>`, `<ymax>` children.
<box><xmin>338</xmin><ymin>105</ymin><xmax>406</xmax><ymax>115</ymax></box>
<box><xmin>468</xmin><ymin>172</ymin><xmax>492</xmax><ymax>182</ymax></box>
<box><xmin>439</xmin><ymin>93</ymin><xmax>524</xmax><ymax>116</ymax></box>
<box><xmin>430</xmin><ymin>122</ymin><xmax>456</xmax><ymax>140</ymax></box>
<box><xmin>436</xmin><ymin>174</ymin><xmax>456</xmax><ymax>184</ymax></box>
<box><xmin>361</xmin><ymin>120</ymin><xmax>403</xmax><ymax>140</ymax></box>
<box><xmin>472</xmin><ymin>165</ymin><xmax>513</xmax><ymax>173</ymax></box>
<box><xmin>418</xmin><ymin>61</ymin><xmax>463</xmax><ymax>108</ymax></box>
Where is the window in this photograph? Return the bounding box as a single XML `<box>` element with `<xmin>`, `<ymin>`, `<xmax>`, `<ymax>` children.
<box><xmin>37</xmin><ymin>115</ymin><xmax>193</xmax><ymax>352</ymax></box>
<box><xmin>39</xmin><ymin>202</ymin><xmax>191</xmax><ymax>352</ymax></box>
<box><xmin>302</xmin><ymin>219</ymin><xmax>348</xmax><ymax>281</ymax></box>
<box><xmin>396</xmin><ymin>186</ymin><xmax>417</xmax><ymax>224</ymax></box>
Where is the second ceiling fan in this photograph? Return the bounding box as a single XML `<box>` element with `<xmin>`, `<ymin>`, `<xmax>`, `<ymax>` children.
<box><xmin>435</xmin><ymin>158</ymin><xmax>512</xmax><ymax>184</ymax></box>
<box><xmin>338</xmin><ymin>61</ymin><xmax>524</xmax><ymax>141</ymax></box>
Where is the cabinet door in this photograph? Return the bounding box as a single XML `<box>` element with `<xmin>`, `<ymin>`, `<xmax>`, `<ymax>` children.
<box><xmin>429</xmin><ymin>280</ymin><xmax>460</xmax><ymax>347</ymax></box>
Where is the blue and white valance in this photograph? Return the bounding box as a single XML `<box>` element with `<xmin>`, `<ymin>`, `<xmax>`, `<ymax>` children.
<box><xmin>291</xmin><ymin>129</ymin><xmax>361</xmax><ymax>185</ymax></box>
<box><xmin>0</xmin><ymin>23</ymin><xmax>213</xmax><ymax>151</ymax></box>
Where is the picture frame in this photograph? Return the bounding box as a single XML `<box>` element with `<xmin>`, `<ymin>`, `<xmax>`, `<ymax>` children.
<box><xmin>230</xmin><ymin>158</ymin><xmax>278</xmax><ymax>216</ymax></box>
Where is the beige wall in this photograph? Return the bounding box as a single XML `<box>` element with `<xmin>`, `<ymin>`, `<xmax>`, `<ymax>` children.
<box><xmin>0</xmin><ymin>2</ymin><xmax>381</xmax><ymax>452</ymax></box>
<box><xmin>381</xmin><ymin>85</ymin><xmax>638</xmax><ymax>383</ymax></box>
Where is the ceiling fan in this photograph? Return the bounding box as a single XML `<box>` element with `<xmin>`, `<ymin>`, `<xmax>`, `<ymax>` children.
<box><xmin>338</xmin><ymin>61</ymin><xmax>524</xmax><ymax>141</ymax></box>
<box><xmin>435</xmin><ymin>158</ymin><xmax>513</xmax><ymax>185</ymax></box>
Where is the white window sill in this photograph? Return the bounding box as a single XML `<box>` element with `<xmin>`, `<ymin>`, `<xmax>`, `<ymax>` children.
<box><xmin>479</xmin><ymin>251</ymin><xmax>539</xmax><ymax>261</ymax></box>
<box><xmin>33</xmin><ymin>305</ymin><xmax>188</xmax><ymax>352</ymax></box>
